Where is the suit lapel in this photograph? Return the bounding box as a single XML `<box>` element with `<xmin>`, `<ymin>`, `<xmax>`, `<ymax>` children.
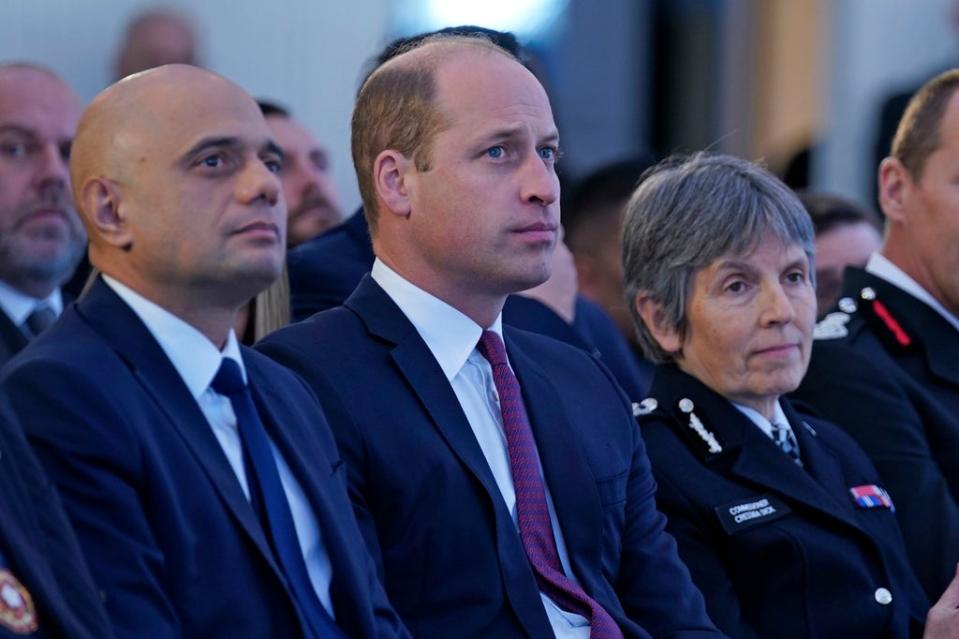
<box><xmin>505</xmin><ymin>332</ymin><xmax>603</xmax><ymax>574</ymax></box>
<box><xmin>247</xmin><ymin>359</ymin><xmax>368</xmax><ymax>637</ymax></box>
<box><xmin>76</xmin><ymin>279</ymin><xmax>281</xmax><ymax>576</ymax></box>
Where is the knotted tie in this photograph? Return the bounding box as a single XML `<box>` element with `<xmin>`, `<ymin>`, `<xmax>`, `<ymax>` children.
<box><xmin>23</xmin><ymin>305</ymin><xmax>56</xmax><ymax>337</ymax></box>
<box><xmin>211</xmin><ymin>359</ymin><xmax>345</xmax><ymax>639</ymax></box>
<box><xmin>476</xmin><ymin>331</ymin><xmax>623</xmax><ymax>639</ymax></box>
<box><xmin>771</xmin><ymin>421</ymin><xmax>802</xmax><ymax>466</ymax></box>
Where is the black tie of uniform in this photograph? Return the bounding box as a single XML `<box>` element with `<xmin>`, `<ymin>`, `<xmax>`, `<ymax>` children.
<box><xmin>211</xmin><ymin>358</ymin><xmax>345</xmax><ymax>639</ymax></box>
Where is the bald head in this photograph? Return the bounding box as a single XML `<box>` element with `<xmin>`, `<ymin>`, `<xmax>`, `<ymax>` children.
<box><xmin>72</xmin><ymin>64</ymin><xmax>253</xmax><ymax>209</ymax></box>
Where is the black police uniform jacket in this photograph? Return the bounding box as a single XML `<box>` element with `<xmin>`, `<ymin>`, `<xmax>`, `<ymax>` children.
<box><xmin>641</xmin><ymin>365</ymin><xmax>928</xmax><ymax>639</ymax></box>
<box><xmin>793</xmin><ymin>267</ymin><xmax>959</xmax><ymax>599</ymax></box>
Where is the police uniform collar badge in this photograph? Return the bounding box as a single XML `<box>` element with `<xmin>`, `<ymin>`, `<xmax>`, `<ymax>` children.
<box><xmin>0</xmin><ymin>569</ymin><xmax>38</xmax><ymax>635</ymax></box>
<box><xmin>814</xmin><ymin>311</ymin><xmax>851</xmax><ymax>340</ymax></box>
<box><xmin>633</xmin><ymin>397</ymin><xmax>658</xmax><ymax>417</ymax></box>
<box><xmin>850</xmin><ymin>484</ymin><xmax>895</xmax><ymax>511</ymax></box>
<box><xmin>678</xmin><ymin>397</ymin><xmax>723</xmax><ymax>454</ymax></box>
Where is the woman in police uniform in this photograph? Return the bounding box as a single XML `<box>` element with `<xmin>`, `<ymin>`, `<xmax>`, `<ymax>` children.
<box><xmin>621</xmin><ymin>153</ymin><xmax>956</xmax><ymax>638</ymax></box>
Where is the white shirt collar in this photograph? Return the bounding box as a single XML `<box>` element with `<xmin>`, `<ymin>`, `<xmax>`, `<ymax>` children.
<box><xmin>371</xmin><ymin>259</ymin><xmax>504</xmax><ymax>381</ymax></box>
<box><xmin>867</xmin><ymin>252</ymin><xmax>959</xmax><ymax>333</ymax></box>
<box><xmin>102</xmin><ymin>275</ymin><xmax>246</xmax><ymax>399</ymax></box>
<box><xmin>0</xmin><ymin>280</ymin><xmax>63</xmax><ymax>326</ymax></box>
<box><xmin>732</xmin><ymin>400</ymin><xmax>790</xmax><ymax>440</ymax></box>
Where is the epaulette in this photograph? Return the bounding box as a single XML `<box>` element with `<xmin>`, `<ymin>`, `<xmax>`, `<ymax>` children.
<box><xmin>853</xmin><ymin>286</ymin><xmax>913</xmax><ymax>350</ymax></box>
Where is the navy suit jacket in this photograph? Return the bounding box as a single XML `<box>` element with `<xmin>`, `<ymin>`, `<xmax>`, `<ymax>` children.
<box><xmin>794</xmin><ymin>267</ymin><xmax>959</xmax><ymax>598</ymax></box>
<box><xmin>257</xmin><ymin>275</ymin><xmax>721</xmax><ymax>639</ymax></box>
<box><xmin>288</xmin><ymin>211</ymin><xmax>651</xmax><ymax>398</ymax></box>
<box><xmin>643</xmin><ymin>366</ymin><xmax>927</xmax><ymax>638</ymax></box>
<box><xmin>0</xmin><ymin>279</ymin><xmax>407</xmax><ymax>639</ymax></box>
<box><xmin>0</xmin><ymin>408</ymin><xmax>111</xmax><ymax>639</ymax></box>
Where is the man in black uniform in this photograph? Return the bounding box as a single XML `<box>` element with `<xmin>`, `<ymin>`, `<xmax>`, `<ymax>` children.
<box><xmin>794</xmin><ymin>68</ymin><xmax>959</xmax><ymax>600</ymax></box>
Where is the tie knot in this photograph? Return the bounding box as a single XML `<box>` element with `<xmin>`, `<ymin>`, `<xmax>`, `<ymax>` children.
<box><xmin>476</xmin><ymin>330</ymin><xmax>509</xmax><ymax>367</ymax></box>
<box><xmin>25</xmin><ymin>305</ymin><xmax>56</xmax><ymax>336</ymax></box>
<box><xmin>211</xmin><ymin>358</ymin><xmax>246</xmax><ymax>396</ymax></box>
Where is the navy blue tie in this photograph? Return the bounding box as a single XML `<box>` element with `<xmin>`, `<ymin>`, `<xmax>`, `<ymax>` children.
<box><xmin>211</xmin><ymin>359</ymin><xmax>345</xmax><ymax>639</ymax></box>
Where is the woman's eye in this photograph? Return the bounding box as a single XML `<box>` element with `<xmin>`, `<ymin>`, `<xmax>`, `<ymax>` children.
<box><xmin>726</xmin><ymin>281</ymin><xmax>746</xmax><ymax>293</ymax></box>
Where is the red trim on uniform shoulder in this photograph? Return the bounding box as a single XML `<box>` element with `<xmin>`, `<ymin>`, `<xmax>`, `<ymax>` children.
<box><xmin>872</xmin><ymin>299</ymin><xmax>912</xmax><ymax>347</ymax></box>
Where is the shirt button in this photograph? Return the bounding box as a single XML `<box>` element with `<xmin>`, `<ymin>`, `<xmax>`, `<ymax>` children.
<box><xmin>874</xmin><ymin>587</ymin><xmax>892</xmax><ymax>605</ymax></box>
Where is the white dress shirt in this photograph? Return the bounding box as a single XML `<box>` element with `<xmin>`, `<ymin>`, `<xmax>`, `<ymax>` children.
<box><xmin>103</xmin><ymin>276</ymin><xmax>336</xmax><ymax>618</ymax></box>
<box><xmin>732</xmin><ymin>400</ymin><xmax>794</xmax><ymax>443</ymax></box>
<box><xmin>0</xmin><ymin>279</ymin><xmax>63</xmax><ymax>329</ymax></box>
<box><xmin>866</xmin><ymin>252</ymin><xmax>959</xmax><ymax>333</ymax></box>
<box><xmin>372</xmin><ymin>259</ymin><xmax>590</xmax><ymax>638</ymax></box>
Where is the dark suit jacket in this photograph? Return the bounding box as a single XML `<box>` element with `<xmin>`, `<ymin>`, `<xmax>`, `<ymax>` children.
<box><xmin>0</xmin><ymin>279</ymin><xmax>407</xmax><ymax>639</ymax></box>
<box><xmin>643</xmin><ymin>365</ymin><xmax>927</xmax><ymax>638</ymax></box>
<box><xmin>0</xmin><ymin>408</ymin><xmax>111</xmax><ymax>639</ymax></box>
<box><xmin>257</xmin><ymin>275</ymin><xmax>721</xmax><ymax>639</ymax></box>
<box><xmin>0</xmin><ymin>308</ymin><xmax>28</xmax><ymax>369</ymax></box>
<box><xmin>793</xmin><ymin>267</ymin><xmax>959</xmax><ymax>598</ymax></box>
<box><xmin>288</xmin><ymin>211</ymin><xmax>652</xmax><ymax>398</ymax></box>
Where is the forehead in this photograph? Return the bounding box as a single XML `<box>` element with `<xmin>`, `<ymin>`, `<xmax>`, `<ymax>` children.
<box><xmin>265</xmin><ymin>116</ymin><xmax>321</xmax><ymax>151</ymax></box>
<box><xmin>432</xmin><ymin>50</ymin><xmax>555</xmax><ymax>134</ymax></box>
<box><xmin>0</xmin><ymin>70</ymin><xmax>79</xmax><ymax>137</ymax></box>
<box><xmin>132</xmin><ymin>79</ymin><xmax>270</xmax><ymax>157</ymax></box>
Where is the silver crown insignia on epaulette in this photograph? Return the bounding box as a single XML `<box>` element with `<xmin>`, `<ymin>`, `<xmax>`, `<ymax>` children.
<box><xmin>813</xmin><ymin>311</ymin><xmax>851</xmax><ymax>340</ymax></box>
<box><xmin>633</xmin><ymin>398</ymin><xmax>658</xmax><ymax>417</ymax></box>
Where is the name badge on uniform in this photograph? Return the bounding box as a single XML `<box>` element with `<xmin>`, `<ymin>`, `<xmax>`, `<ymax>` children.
<box><xmin>715</xmin><ymin>494</ymin><xmax>791</xmax><ymax>534</ymax></box>
<box><xmin>850</xmin><ymin>484</ymin><xmax>895</xmax><ymax>511</ymax></box>
<box><xmin>0</xmin><ymin>568</ymin><xmax>38</xmax><ymax>635</ymax></box>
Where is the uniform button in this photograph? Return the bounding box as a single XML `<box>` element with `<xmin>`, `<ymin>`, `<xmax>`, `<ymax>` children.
<box><xmin>874</xmin><ymin>587</ymin><xmax>892</xmax><ymax>605</ymax></box>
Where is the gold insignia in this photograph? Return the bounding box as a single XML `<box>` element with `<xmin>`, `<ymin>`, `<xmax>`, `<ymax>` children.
<box><xmin>0</xmin><ymin>569</ymin><xmax>38</xmax><ymax>635</ymax></box>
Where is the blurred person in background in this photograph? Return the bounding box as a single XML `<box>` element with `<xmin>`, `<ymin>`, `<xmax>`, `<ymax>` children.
<box><xmin>259</xmin><ymin>101</ymin><xmax>345</xmax><ymax>248</ymax></box>
<box><xmin>796</xmin><ymin>191</ymin><xmax>881</xmax><ymax>318</ymax></box>
<box><xmin>0</xmin><ymin>64</ymin><xmax>85</xmax><ymax>367</ymax></box>
<box><xmin>114</xmin><ymin>7</ymin><xmax>198</xmax><ymax>80</ymax></box>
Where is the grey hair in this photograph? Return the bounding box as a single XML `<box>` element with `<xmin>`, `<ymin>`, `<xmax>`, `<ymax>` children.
<box><xmin>621</xmin><ymin>152</ymin><xmax>815</xmax><ymax>364</ymax></box>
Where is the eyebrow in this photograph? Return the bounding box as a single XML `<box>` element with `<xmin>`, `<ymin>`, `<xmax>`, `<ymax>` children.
<box><xmin>179</xmin><ymin>136</ymin><xmax>284</xmax><ymax>165</ymax></box>
<box><xmin>479</xmin><ymin>125</ymin><xmax>560</xmax><ymax>146</ymax></box>
<box><xmin>0</xmin><ymin>124</ymin><xmax>39</xmax><ymax>139</ymax></box>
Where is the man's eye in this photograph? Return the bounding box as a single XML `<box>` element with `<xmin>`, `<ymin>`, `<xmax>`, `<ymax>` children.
<box><xmin>201</xmin><ymin>154</ymin><xmax>223</xmax><ymax>168</ymax></box>
<box><xmin>726</xmin><ymin>281</ymin><xmax>746</xmax><ymax>293</ymax></box>
<box><xmin>264</xmin><ymin>158</ymin><xmax>283</xmax><ymax>174</ymax></box>
<box><xmin>538</xmin><ymin>146</ymin><xmax>556</xmax><ymax>161</ymax></box>
<box><xmin>0</xmin><ymin>142</ymin><xmax>28</xmax><ymax>159</ymax></box>
<box><xmin>486</xmin><ymin>146</ymin><xmax>505</xmax><ymax>159</ymax></box>
<box><xmin>785</xmin><ymin>271</ymin><xmax>806</xmax><ymax>284</ymax></box>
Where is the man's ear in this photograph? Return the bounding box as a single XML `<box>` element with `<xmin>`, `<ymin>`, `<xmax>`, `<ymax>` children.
<box><xmin>372</xmin><ymin>150</ymin><xmax>413</xmax><ymax>218</ymax></box>
<box><xmin>81</xmin><ymin>178</ymin><xmax>132</xmax><ymax>249</ymax></box>
<box><xmin>634</xmin><ymin>293</ymin><xmax>682</xmax><ymax>355</ymax></box>
<box><xmin>878</xmin><ymin>157</ymin><xmax>913</xmax><ymax>225</ymax></box>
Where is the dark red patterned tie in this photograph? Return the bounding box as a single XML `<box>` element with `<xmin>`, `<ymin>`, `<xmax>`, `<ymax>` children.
<box><xmin>476</xmin><ymin>330</ymin><xmax>623</xmax><ymax>639</ymax></box>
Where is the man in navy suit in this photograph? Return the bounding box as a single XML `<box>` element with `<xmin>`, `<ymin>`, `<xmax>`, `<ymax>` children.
<box><xmin>258</xmin><ymin>35</ymin><xmax>720</xmax><ymax>638</ymax></box>
<box><xmin>0</xmin><ymin>64</ymin><xmax>407</xmax><ymax>639</ymax></box>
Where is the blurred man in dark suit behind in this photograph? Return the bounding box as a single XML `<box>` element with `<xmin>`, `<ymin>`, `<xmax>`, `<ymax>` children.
<box><xmin>0</xmin><ymin>64</ymin><xmax>86</xmax><ymax>367</ymax></box>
